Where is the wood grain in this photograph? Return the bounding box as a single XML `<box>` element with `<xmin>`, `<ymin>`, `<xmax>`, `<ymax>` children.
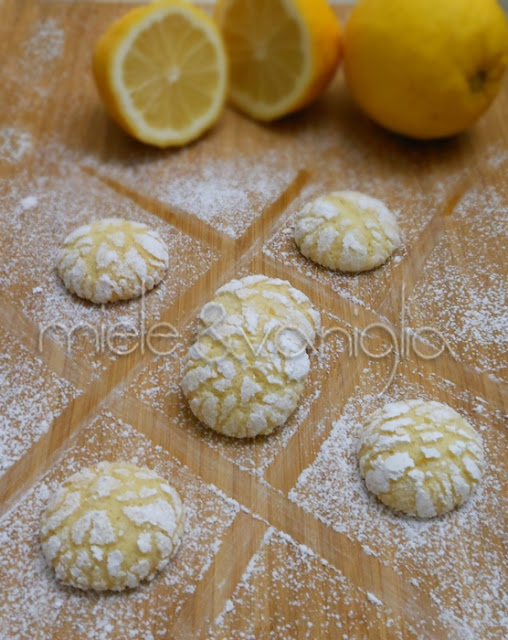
<box><xmin>0</xmin><ymin>2</ymin><xmax>506</xmax><ymax>639</ymax></box>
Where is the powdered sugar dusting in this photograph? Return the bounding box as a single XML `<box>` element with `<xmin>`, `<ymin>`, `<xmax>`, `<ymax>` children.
<box><xmin>263</xmin><ymin>171</ymin><xmax>447</xmax><ymax>311</ymax></box>
<box><xmin>82</xmin><ymin>112</ymin><xmax>298</xmax><ymax>239</ymax></box>
<box><xmin>0</xmin><ymin>412</ymin><xmax>238</xmax><ymax>639</ymax></box>
<box><xmin>0</xmin><ymin>327</ymin><xmax>80</xmax><ymax>475</ymax></box>
<box><xmin>0</xmin><ymin>165</ymin><xmax>219</xmax><ymax>368</ymax></box>
<box><xmin>23</xmin><ymin>18</ymin><xmax>64</xmax><ymax>65</ymax></box>
<box><xmin>1</xmin><ymin>15</ymin><xmax>67</xmax><ymax>116</ymax></box>
<box><xmin>289</xmin><ymin>361</ymin><xmax>507</xmax><ymax>638</ymax></box>
<box><xmin>144</xmin><ymin>152</ymin><xmax>296</xmax><ymax>238</ymax></box>
<box><xmin>366</xmin><ymin>592</ymin><xmax>384</xmax><ymax>607</ymax></box>
<box><xmin>407</xmin><ymin>184</ymin><xmax>507</xmax><ymax>381</ymax></box>
<box><xmin>20</xmin><ymin>195</ymin><xmax>38</xmax><ymax>210</ymax></box>
<box><xmin>0</xmin><ymin>127</ymin><xmax>33</xmax><ymax>165</ymax></box>
<box><xmin>208</xmin><ymin>527</ymin><xmax>419</xmax><ymax>639</ymax></box>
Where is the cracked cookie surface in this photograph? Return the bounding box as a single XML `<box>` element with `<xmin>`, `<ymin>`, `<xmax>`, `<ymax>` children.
<box><xmin>40</xmin><ymin>461</ymin><xmax>185</xmax><ymax>591</ymax></box>
<box><xmin>357</xmin><ymin>399</ymin><xmax>485</xmax><ymax>518</ymax></box>
<box><xmin>294</xmin><ymin>191</ymin><xmax>401</xmax><ymax>272</ymax></box>
<box><xmin>57</xmin><ymin>218</ymin><xmax>169</xmax><ymax>303</ymax></box>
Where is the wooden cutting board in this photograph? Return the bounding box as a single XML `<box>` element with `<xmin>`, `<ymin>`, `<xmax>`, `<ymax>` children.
<box><xmin>0</xmin><ymin>2</ymin><xmax>506</xmax><ymax>639</ymax></box>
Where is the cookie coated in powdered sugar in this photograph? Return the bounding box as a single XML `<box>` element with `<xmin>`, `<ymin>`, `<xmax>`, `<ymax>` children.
<box><xmin>294</xmin><ymin>191</ymin><xmax>401</xmax><ymax>273</ymax></box>
<box><xmin>56</xmin><ymin>218</ymin><xmax>169</xmax><ymax>304</ymax></box>
<box><xmin>182</xmin><ymin>275</ymin><xmax>321</xmax><ymax>439</ymax></box>
<box><xmin>40</xmin><ymin>461</ymin><xmax>185</xmax><ymax>591</ymax></box>
<box><xmin>357</xmin><ymin>399</ymin><xmax>485</xmax><ymax>518</ymax></box>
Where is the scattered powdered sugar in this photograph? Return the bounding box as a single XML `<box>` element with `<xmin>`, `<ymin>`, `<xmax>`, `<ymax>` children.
<box><xmin>0</xmin><ymin>412</ymin><xmax>239</xmax><ymax>639</ymax></box>
<box><xmin>407</xmin><ymin>184</ymin><xmax>507</xmax><ymax>381</ymax></box>
<box><xmin>1</xmin><ymin>14</ymin><xmax>70</xmax><ymax>114</ymax></box>
<box><xmin>77</xmin><ymin>108</ymin><xmax>299</xmax><ymax>239</ymax></box>
<box><xmin>20</xmin><ymin>195</ymin><xmax>38</xmax><ymax>210</ymax></box>
<box><xmin>289</xmin><ymin>361</ymin><xmax>507</xmax><ymax>639</ymax></box>
<box><xmin>366</xmin><ymin>592</ymin><xmax>384</xmax><ymax>607</ymax></box>
<box><xmin>0</xmin><ymin>165</ymin><xmax>219</xmax><ymax>369</ymax></box>
<box><xmin>23</xmin><ymin>18</ymin><xmax>65</xmax><ymax>65</ymax></box>
<box><xmin>262</xmin><ymin>169</ymin><xmax>453</xmax><ymax>312</ymax></box>
<box><xmin>208</xmin><ymin>527</ymin><xmax>418</xmax><ymax>639</ymax></box>
<box><xmin>0</xmin><ymin>327</ymin><xmax>80</xmax><ymax>476</ymax></box>
<box><xmin>0</xmin><ymin>127</ymin><xmax>33</xmax><ymax>165</ymax></box>
<box><xmin>484</xmin><ymin>142</ymin><xmax>508</xmax><ymax>171</ymax></box>
<box><xmin>147</xmin><ymin>152</ymin><xmax>296</xmax><ymax>238</ymax></box>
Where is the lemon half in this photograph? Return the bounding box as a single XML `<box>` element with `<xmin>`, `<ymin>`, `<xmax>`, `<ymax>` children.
<box><xmin>93</xmin><ymin>0</ymin><xmax>228</xmax><ymax>147</ymax></box>
<box><xmin>215</xmin><ymin>0</ymin><xmax>342</xmax><ymax>121</ymax></box>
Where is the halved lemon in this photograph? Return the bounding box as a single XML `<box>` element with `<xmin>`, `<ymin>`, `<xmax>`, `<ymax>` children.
<box><xmin>215</xmin><ymin>0</ymin><xmax>342</xmax><ymax>121</ymax></box>
<box><xmin>92</xmin><ymin>0</ymin><xmax>228</xmax><ymax>147</ymax></box>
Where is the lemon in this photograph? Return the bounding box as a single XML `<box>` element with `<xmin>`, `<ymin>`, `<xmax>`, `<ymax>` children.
<box><xmin>215</xmin><ymin>0</ymin><xmax>342</xmax><ymax>121</ymax></box>
<box><xmin>344</xmin><ymin>0</ymin><xmax>508</xmax><ymax>139</ymax></box>
<box><xmin>92</xmin><ymin>0</ymin><xmax>228</xmax><ymax>147</ymax></box>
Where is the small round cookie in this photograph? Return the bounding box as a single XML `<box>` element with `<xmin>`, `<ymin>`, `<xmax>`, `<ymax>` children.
<box><xmin>40</xmin><ymin>462</ymin><xmax>185</xmax><ymax>591</ymax></box>
<box><xmin>294</xmin><ymin>191</ymin><xmax>401</xmax><ymax>272</ymax></box>
<box><xmin>57</xmin><ymin>218</ymin><xmax>169</xmax><ymax>304</ymax></box>
<box><xmin>182</xmin><ymin>276</ymin><xmax>320</xmax><ymax>438</ymax></box>
<box><xmin>207</xmin><ymin>275</ymin><xmax>321</xmax><ymax>347</ymax></box>
<box><xmin>357</xmin><ymin>400</ymin><xmax>485</xmax><ymax>518</ymax></box>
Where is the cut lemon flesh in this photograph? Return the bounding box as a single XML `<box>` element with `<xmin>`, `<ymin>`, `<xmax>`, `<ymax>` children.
<box><xmin>93</xmin><ymin>0</ymin><xmax>228</xmax><ymax>147</ymax></box>
<box><xmin>215</xmin><ymin>0</ymin><xmax>342</xmax><ymax>121</ymax></box>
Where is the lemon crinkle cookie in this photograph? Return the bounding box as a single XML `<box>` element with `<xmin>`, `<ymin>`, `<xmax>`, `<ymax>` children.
<box><xmin>40</xmin><ymin>462</ymin><xmax>185</xmax><ymax>591</ymax></box>
<box><xmin>57</xmin><ymin>218</ymin><xmax>169</xmax><ymax>304</ymax></box>
<box><xmin>294</xmin><ymin>191</ymin><xmax>401</xmax><ymax>272</ymax></box>
<box><xmin>182</xmin><ymin>275</ymin><xmax>320</xmax><ymax>439</ymax></box>
<box><xmin>357</xmin><ymin>399</ymin><xmax>485</xmax><ymax>518</ymax></box>
<box><xmin>214</xmin><ymin>0</ymin><xmax>342</xmax><ymax>121</ymax></box>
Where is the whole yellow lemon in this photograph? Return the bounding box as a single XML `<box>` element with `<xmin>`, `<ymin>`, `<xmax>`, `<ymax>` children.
<box><xmin>344</xmin><ymin>0</ymin><xmax>508</xmax><ymax>139</ymax></box>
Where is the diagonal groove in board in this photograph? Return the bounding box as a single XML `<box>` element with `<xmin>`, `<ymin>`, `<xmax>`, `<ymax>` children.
<box><xmin>80</xmin><ymin>165</ymin><xmax>233</xmax><ymax>252</ymax></box>
<box><xmin>258</xmin><ymin>249</ymin><xmax>387</xmax><ymax>320</ymax></box>
<box><xmin>257</xmin><ymin>203</ymin><xmax>507</xmax><ymax>413</ymax></box>
<box><xmin>0</xmin><ymin>373</ymin><xmax>114</xmax><ymax>514</ymax></box>
<box><xmin>402</xmin><ymin>339</ymin><xmax>508</xmax><ymax>412</ymax></box>
<box><xmin>100</xmin><ymin>392</ymin><xmax>453</xmax><ymax>640</ymax></box>
<box><xmin>0</xmin><ymin>262</ymin><xmax>238</xmax><ymax>512</ymax></box>
<box><xmin>377</xmin><ymin>174</ymin><xmax>473</xmax><ymax>321</ymax></box>
<box><xmin>235</xmin><ymin>168</ymin><xmax>311</xmax><ymax>257</ymax></box>
<box><xmin>0</xmin><ymin>296</ymin><xmax>91</xmax><ymax>390</ymax></box>
<box><xmin>262</xmin><ymin>349</ymin><xmax>363</xmax><ymax>492</ymax></box>
<box><xmin>0</xmin><ymin>168</ymin><xmax>312</xmax><ymax>513</ymax></box>
<box><xmin>266</xmin><ymin>245</ymin><xmax>506</xmax><ymax>402</ymax></box>
<box><xmin>172</xmin><ymin>511</ymin><xmax>268</xmax><ymax>640</ymax></box>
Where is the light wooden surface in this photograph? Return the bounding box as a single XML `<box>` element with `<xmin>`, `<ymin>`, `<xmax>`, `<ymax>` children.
<box><xmin>0</xmin><ymin>2</ymin><xmax>507</xmax><ymax>639</ymax></box>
